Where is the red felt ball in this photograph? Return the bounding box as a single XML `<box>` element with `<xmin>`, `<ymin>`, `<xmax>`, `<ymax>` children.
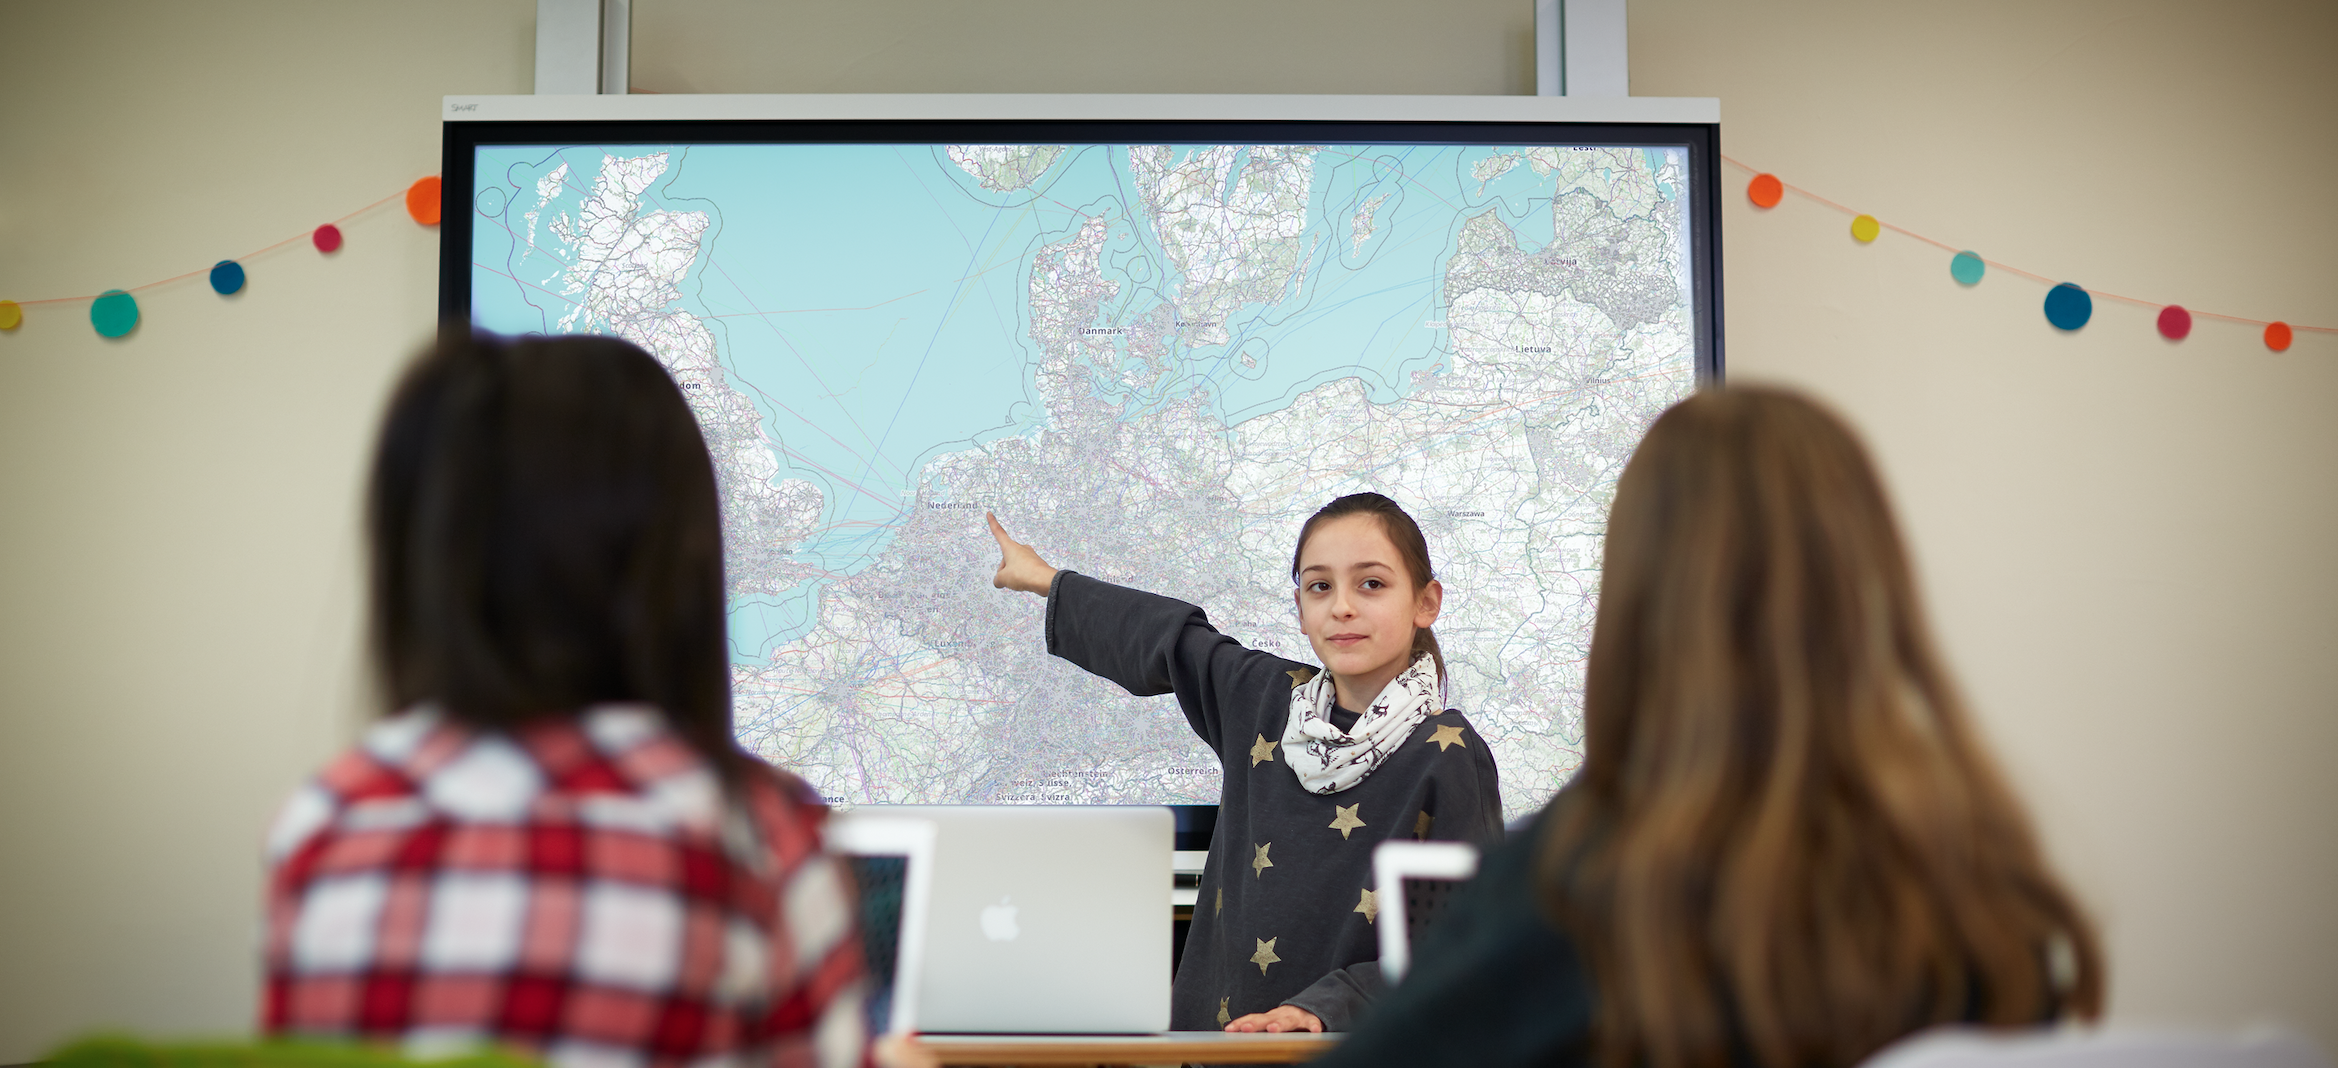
<box><xmin>314</xmin><ymin>224</ymin><xmax>343</xmax><ymax>253</ymax></box>
<box><xmin>2156</xmin><ymin>305</ymin><xmax>2191</xmax><ymax>340</ymax></box>
<box><xmin>2264</xmin><ymin>321</ymin><xmax>2292</xmax><ymax>352</ymax></box>
<box><xmin>1747</xmin><ymin>173</ymin><xmax>1783</xmax><ymax>209</ymax></box>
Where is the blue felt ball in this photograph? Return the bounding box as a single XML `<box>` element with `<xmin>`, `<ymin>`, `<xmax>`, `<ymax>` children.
<box><xmin>2044</xmin><ymin>283</ymin><xmax>2092</xmax><ymax>331</ymax></box>
<box><xmin>210</xmin><ymin>260</ymin><xmax>246</xmax><ymax>295</ymax></box>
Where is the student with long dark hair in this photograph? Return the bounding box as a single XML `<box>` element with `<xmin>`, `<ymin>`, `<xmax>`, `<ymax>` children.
<box><xmin>262</xmin><ymin>334</ymin><xmax>873</xmax><ymax>1068</ymax></box>
<box><xmin>1315</xmin><ymin>386</ymin><xmax>2104</xmax><ymax>1068</ymax></box>
<box><xmin>987</xmin><ymin>492</ymin><xmax>1503</xmax><ymax>1033</ymax></box>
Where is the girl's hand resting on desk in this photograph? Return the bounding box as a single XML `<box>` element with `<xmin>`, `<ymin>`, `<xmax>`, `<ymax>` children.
<box><xmin>1224</xmin><ymin>1006</ymin><xmax>1324</xmax><ymax>1033</ymax></box>
<box><xmin>872</xmin><ymin>1034</ymin><xmax>938</xmax><ymax>1068</ymax></box>
<box><xmin>987</xmin><ymin>513</ymin><xmax>1059</xmax><ymax>595</ymax></box>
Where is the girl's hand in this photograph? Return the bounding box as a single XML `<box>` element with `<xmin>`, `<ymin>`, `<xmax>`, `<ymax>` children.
<box><xmin>1224</xmin><ymin>1005</ymin><xmax>1324</xmax><ymax>1033</ymax></box>
<box><xmin>987</xmin><ymin>512</ymin><xmax>1059</xmax><ymax>595</ymax></box>
<box><xmin>872</xmin><ymin>1034</ymin><xmax>938</xmax><ymax>1068</ymax></box>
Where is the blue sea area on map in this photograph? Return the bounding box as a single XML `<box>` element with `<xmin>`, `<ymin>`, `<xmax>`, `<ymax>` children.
<box><xmin>468</xmin><ymin>142</ymin><xmax>1685</xmax><ymax>663</ymax></box>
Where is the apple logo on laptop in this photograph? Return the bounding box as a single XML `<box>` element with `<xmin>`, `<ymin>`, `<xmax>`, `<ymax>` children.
<box><xmin>980</xmin><ymin>896</ymin><xmax>1020</xmax><ymax>942</ymax></box>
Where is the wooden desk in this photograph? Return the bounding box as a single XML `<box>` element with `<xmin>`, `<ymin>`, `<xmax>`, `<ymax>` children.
<box><xmin>920</xmin><ymin>1031</ymin><xmax>1338</xmax><ymax>1065</ymax></box>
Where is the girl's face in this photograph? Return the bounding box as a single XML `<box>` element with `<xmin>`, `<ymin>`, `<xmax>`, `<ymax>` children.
<box><xmin>1294</xmin><ymin>514</ymin><xmax>1443</xmax><ymax>695</ymax></box>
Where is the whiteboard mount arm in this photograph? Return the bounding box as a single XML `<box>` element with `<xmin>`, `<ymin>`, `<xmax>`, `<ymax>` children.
<box><xmin>1538</xmin><ymin>0</ymin><xmax>1631</xmax><ymax>98</ymax></box>
<box><xmin>536</xmin><ymin>0</ymin><xmax>630</xmax><ymax>95</ymax></box>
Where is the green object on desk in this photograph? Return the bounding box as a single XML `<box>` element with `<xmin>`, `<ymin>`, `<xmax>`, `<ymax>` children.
<box><xmin>45</xmin><ymin>1035</ymin><xmax>542</xmax><ymax>1068</ymax></box>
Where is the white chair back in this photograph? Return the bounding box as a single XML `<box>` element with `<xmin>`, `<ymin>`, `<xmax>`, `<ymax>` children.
<box><xmin>1863</xmin><ymin>1026</ymin><xmax>2330</xmax><ymax>1068</ymax></box>
<box><xmin>1370</xmin><ymin>839</ymin><xmax>1479</xmax><ymax>983</ymax></box>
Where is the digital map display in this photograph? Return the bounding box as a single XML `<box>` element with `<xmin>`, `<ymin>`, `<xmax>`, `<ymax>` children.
<box><xmin>469</xmin><ymin>140</ymin><xmax>1699</xmax><ymax>820</ymax></box>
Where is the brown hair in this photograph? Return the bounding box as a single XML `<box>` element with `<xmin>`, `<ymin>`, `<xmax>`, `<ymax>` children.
<box><xmin>1542</xmin><ymin>386</ymin><xmax>2102</xmax><ymax>1068</ymax></box>
<box><xmin>366</xmin><ymin>331</ymin><xmax>738</xmax><ymax>774</ymax></box>
<box><xmin>1289</xmin><ymin>492</ymin><xmax>1444</xmax><ymax>679</ymax></box>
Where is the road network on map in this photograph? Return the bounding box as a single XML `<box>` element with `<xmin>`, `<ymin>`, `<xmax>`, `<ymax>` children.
<box><xmin>487</xmin><ymin>141</ymin><xmax>1696</xmax><ymax>820</ymax></box>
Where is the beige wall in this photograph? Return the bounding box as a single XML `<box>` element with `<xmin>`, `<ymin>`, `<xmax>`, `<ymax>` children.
<box><xmin>0</xmin><ymin>1</ymin><xmax>538</xmax><ymax>1056</ymax></box>
<box><xmin>1</xmin><ymin>0</ymin><xmax>2330</xmax><ymax>1060</ymax></box>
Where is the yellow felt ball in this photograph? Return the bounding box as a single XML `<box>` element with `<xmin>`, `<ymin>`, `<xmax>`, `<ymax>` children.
<box><xmin>0</xmin><ymin>300</ymin><xmax>20</xmax><ymax>330</ymax></box>
<box><xmin>1850</xmin><ymin>214</ymin><xmax>1881</xmax><ymax>243</ymax></box>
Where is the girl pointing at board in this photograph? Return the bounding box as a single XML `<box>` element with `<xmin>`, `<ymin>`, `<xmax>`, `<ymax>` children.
<box><xmin>987</xmin><ymin>493</ymin><xmax>1503</xmax><ymax>1033</ymax></box>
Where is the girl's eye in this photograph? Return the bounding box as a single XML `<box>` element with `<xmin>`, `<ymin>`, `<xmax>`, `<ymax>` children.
<box><xmin>1305</xmin><ymin>581</ymin><xmax>1329</xmax><ymax>593</ymax></box>
<box><xmin>1361</xmin><ymin>578</ymin><xmax>1384</xmax><ymax>590</ymax></box>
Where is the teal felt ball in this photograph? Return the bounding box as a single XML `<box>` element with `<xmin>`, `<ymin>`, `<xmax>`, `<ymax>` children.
<box><xmin>90</xmin><ymin>289</ymin><xmax>140</xmax><ymax>338</ymax></box>
<box><xmin>1949</xmin><ymin>251</ymin><xmax>1985</xmax><ymax>286</ymax></box>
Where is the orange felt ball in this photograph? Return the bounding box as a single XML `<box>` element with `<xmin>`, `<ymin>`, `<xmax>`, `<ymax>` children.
<box><xmin>2264</xmin><ymin>322</ymin><xmax>2292</xmax><ymax>352</ymax></box>
<box><xmin>406</xmin><ymin>176</ymin><xmax>443</xmax><ymax>226</ymax></box>
<box><xmin>1748</xmin><ymin>173</ymin><xmax>1783</xmax><ymax>209</ymax></box>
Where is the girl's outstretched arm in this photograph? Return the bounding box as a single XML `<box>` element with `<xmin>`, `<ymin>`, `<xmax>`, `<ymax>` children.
<box><xmin>988</xmin><ymin>512</ymin><xmax>1059</xmax><ymax>595</ymax></box>
<box><xmin>987</xmin><ymin>513</ymin><xmax>1296</xmax><ymax>756</ymax></box>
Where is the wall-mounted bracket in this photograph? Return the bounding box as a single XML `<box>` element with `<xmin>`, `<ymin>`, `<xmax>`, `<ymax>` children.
<box><xmin>1537</xmin><ymin>0</ymin><xmax>1629</xmax><ymax>97</ymax></box>
<box><xmin>535</xmin><ymin>0</ymin><xmax>630</xmax><ymax>95</ymax></box>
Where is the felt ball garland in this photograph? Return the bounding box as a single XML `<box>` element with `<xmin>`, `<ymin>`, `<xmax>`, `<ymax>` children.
<box><xmin>0</xmin><ymin>176</ymin><xmax>440</xmax><ymax>338</ymax></box>
<box><xmin>0</xmin><ymin>164</ymin><xmax>2320</xmax><ymax>351</ymax></box>
<box><xmin>1735</xmin><ymin>157</ymin><xmax>2324</xmax><ymax>350</ymax></box>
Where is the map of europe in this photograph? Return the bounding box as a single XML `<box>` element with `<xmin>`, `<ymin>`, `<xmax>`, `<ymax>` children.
<box><xmin>469</xmin><ymin>140</ymin><xmax>1699</xmax><ymax>820</ymax></box>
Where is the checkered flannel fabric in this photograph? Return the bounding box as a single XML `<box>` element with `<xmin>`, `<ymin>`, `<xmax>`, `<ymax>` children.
<box><xmin>263</xmin><ymin>705</ymin><xmax>867</xmax><ymax>1068</ymax></box>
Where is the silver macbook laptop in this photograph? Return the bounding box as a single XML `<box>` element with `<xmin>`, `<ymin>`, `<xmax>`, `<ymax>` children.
<box><xmin>850</xmin><ymin>805</ymin><xmax>1173</xmax><ymax>1034</ymax></box>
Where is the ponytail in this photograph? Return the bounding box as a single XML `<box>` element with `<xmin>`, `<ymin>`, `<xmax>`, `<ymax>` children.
<box><xmin>1412</xmin><ymin>626</ymin><xmax>1446</xmax><ymax>684</ymax></box>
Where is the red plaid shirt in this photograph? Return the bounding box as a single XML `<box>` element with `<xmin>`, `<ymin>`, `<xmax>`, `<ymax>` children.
<box><xmin>263</xmin><ymin>705</ymin><xmax>867</xmax><ymax>1068</ymax></box>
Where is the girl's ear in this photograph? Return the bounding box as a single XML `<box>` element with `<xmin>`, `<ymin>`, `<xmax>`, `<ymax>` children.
<box><xmin>1415</xmin><ymin>579</ymin><xmax>1444</xmax><ymax>628</ymax></box>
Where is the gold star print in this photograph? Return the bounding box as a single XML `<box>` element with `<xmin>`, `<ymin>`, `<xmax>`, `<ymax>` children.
<box><xmin>1328</xmin><ymin>803</ymin><xmax>1366</xmax><ymax>839</ymax></box>
<box><xmin>1252</xmin><ymin>842</ymin><xmax>1274</xmax><ymax>878</ymax></box>
<box><xmin>1249</xmin><ymin>734</ymin><xmax>1279</xmax><ymax>767</ymax></box>
<box><xmin>1252</xmin><ymin>937</ymin><xmax>1281</xmax><ymax>975</ymax></box>
<box><xmin>1414</xmin><ymin>810</ymin><xmax>1436</xmax><ymax>840</ymax></box>
<box><xmin>1218</xmin><ymin>997</ymin><xmax>1231</xmax><ymax>1026</ymax></box>
<box><xmin>1355</xmin><ymin>887</ymin><xmax>1379</xmax><ymax>924</ymax></box>
<box><xmin>1425</xmin><ymin>722</ymin><xmax>1468</xmax><ymax>752</ymax></box>
<box><xmin>1287</xmin><ymin>667</ymin><xmax>1318</xmax><ymax>687</ymax></box>
<box><xmin>1215</xmin><ymin>887</ymin><xmax>1223</xmax><ymax>917</ymax></box>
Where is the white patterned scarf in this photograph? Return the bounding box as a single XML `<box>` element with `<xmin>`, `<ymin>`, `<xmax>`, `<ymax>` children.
<box><xmin>1281</xmin><ymin>652</ymin><xmax>1443</xmax><ymax>795</ymax></box>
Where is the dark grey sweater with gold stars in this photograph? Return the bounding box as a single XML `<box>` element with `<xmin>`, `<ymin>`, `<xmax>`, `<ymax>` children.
<box><xmin>1045</xmin><ymin>571</ymin><xmax>1504</xmax><ymax>1032</ymax></box>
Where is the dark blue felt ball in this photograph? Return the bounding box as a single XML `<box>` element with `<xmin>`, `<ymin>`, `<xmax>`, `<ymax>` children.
<box><xmin>2044</xmin><ymin>282</ymin><xmax>2092</xmax><ymax>331</ymax></box>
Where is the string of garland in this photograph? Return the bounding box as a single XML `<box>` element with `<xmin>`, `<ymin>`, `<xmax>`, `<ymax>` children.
<box><xmin>0</xmin><ymin>178</ymin><xmax>443</xmax><ymax>337</ymax></box>
<box><xmin>1727</xmin><ymin>156</ymin><xmax>2328</xmax><ymax>351</ymax></box>
<box><xmin>7</xmin><ymin>163</ymin><xmax>2325</xmax><ymax>352</ymax></box>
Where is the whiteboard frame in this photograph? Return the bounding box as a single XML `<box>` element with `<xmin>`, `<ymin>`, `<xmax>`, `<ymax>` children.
<box><xmin>443</xmin><ymin>92</ymin><xmax>1717</xmax><ymax>125</ymax></box>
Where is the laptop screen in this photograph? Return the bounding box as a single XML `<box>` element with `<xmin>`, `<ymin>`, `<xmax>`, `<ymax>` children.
<box><xmin>844</xmin><ymin>854</ymin><xmax>909</xmax><ymax>1038</ymax></box>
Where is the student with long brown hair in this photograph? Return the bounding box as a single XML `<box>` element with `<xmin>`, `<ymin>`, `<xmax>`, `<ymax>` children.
<box><xmin>1315</xmin><ymin>386</ymin><xmax>2103</xmax><ymax>1068</ymax></box>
